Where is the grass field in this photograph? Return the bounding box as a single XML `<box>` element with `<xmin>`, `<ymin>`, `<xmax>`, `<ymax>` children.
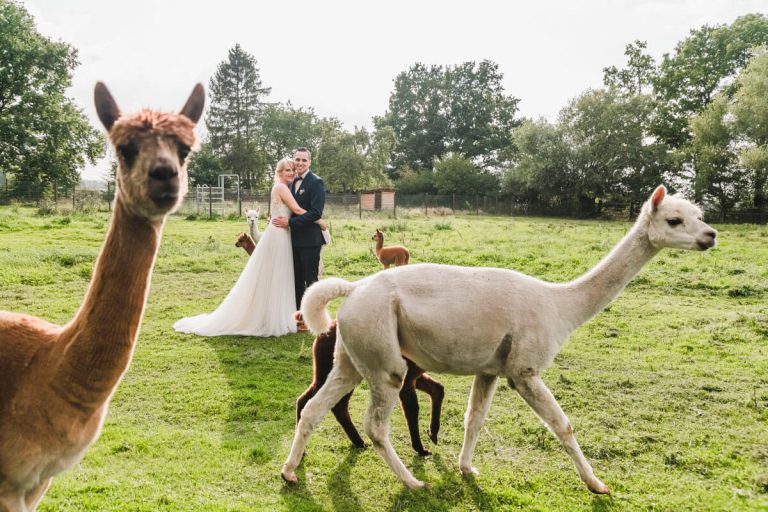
<box><xmin>1</xmin><ymin>205</ymin><xmax>766</xmax><ymax>511</ymax></box>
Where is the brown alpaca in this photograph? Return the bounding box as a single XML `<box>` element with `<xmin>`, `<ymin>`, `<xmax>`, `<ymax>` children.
<box><xmin>296</xmin><ymin>321</ymin><xmax>444</xmax><ymax>456</ymax></box>
<box><xmin>372</xmin><ymin>228</ymin><xmax>410</xmax><ymax>268</ymax></box>
<box><xmin>235</xmin><ymin>231</ymin><xmax>256</xmax><ymax>256</ymax></box>
<box><xmin>0</xmin><ymin>83</ymin><xmax>204</xmax><ymax>512</ymax></box>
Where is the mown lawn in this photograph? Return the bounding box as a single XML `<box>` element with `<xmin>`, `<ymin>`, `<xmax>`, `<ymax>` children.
<box><xmin>1</xmin><ymin>205</ymin><xmax>766</xmax><ymax>511</ymax></box>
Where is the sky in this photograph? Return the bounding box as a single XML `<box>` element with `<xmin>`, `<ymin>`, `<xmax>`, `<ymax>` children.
<box><xmin>20</xmin><ymin>0</ymin><xmax>768</xmax><ymax>180</ymax></box>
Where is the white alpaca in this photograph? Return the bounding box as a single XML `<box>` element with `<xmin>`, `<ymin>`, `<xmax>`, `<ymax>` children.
<box><xmin>282</xmin><ymin>186</ymin><xmax>717</xmax><ymax>493</ymax></box>
<box><xmin>245</xmin><ymin>206</ymin><xmax>261</xmax><ymax>243</ymax></box>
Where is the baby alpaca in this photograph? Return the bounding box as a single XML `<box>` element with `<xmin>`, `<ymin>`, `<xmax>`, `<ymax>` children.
<box><xmin>296</xmin><ymin>321</ymin><xmax>444</xmax><ymax>456</ymax></box>
<box><xmin>0</xmin><ymin>83</ymin><xmax>204</xmax><ymax>511</ymax></box>
<box><xmin>283</xmin><ymin>185</ymin><xmax>717</xmax><ymax>492</ymax></box>
<box><xmin>235</xmin><ymin>232</ymin><xmax>256</xmax><ymax>256</ymax></box>
<box><xmin>372</xmin><ymin>228</ymin><xmax>409</xmax><ymax>268</ymax></box>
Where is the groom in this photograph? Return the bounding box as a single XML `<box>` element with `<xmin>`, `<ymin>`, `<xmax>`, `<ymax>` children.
<box><xmin>272</xmin><ymin>148</ymin><xmax>326</xmax><ymax>329</ymax></box>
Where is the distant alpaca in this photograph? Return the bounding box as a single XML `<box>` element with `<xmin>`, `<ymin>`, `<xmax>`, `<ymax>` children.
<box><xmin>296</xmin><ymin>320</ymin><xmax>444</xmax><ymax>456</ymax></box>
<box><xmin>246</xmin><ymin>206</ymin><xmax>261</xmax><ymax>242</ymax></box>
<box><xmin>235</xmin><ymin>232</ymin><xmax>256</xmax><ymax>255</ymax></box>
<box><xmin>0</xmin><ymin>83</ymin><xmax>204</xmax><ymax>511</ymax></box>
<box><xmin>283</xmin><ymin>186</ymin><xmax>717</xmax><ymax>492</ymax></box>
<box><xmin>372</xmin><ymin>228</ymin><xmax>409</xmax><ymax>268</ymax></box>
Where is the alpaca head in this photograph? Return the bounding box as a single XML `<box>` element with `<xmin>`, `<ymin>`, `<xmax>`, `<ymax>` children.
<box><xmin>94</xmin><ymin>83</ymin><xmax>205</xmax><ymax>221</ymax></box>
<box><xmin>643</xmin><ymin>185</ymin><xmax>717</xmax><ymax>251</ymax></box>
<box><xmin>372</xmin><ymin>229</ymin><xmax>383</xmax><ymax>242</ymax></box>
<box><xmin>246</xmin><ymin>207</ymin><xmax>260</xmax><ymax>226</ymax></box>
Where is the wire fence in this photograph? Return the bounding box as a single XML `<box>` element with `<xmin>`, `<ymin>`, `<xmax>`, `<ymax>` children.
<box><xmin>1</xmin><ymin>188</ymin><xmax>767</xmax><ymax>224</ymax></box>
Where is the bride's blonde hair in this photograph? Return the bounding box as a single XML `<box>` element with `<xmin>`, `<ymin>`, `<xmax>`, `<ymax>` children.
<box><xmin>274</xmin><ymin>158</ymin><xmax>295</xmax><ymax>184</ymax></box>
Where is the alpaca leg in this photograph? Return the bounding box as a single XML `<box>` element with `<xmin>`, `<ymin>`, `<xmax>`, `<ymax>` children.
<box><xmin>331</xmin><ymin>390</ymin><xmax>367</xmax><ymax>448</ymax></box>
<box><xmin>25</xmin><ymin>478</ymin><xmax>51</xmax><ymax>511</ymax></box>
<box><xmin>512</xmin><ymin>375</ymin><xmax>610</xmax><ymax>494</ymax></box>
<box><xmin>0</xmin><ymin>494</ymin><xmax>27</xmax><ymax>512</ymax></box>
<box><xmin>458</xmin><ymin>374</ymin><xmax>498</xmax><ymax>476</ymax></box>
<box><xmin>398</xmin><ymin>381</ymin><xmax>429</xmax><ymax>456</ymax></box>
<box><xmin>295</xmin><ymin>385</ymin><xmax>317</xmax><ymax>424</ymax></box>
<box><xmin>414</xmin><ymin>373</ymin><xmax>445</xmax><ymax>444</ymax></box>
<box><xmin>364</xmin><ymin>371</ymin><xmax>425</xmax><ymax>489</ymax></box>
<box><xmin>282</xmin><ymin>346</ymin><xmax>362</xmax><ymax>483</ymax></box>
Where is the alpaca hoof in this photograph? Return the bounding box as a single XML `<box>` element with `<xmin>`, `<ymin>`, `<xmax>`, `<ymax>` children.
<box><xmin>429</xmin><ymin>430</ymin><xmax>439</xmax><ymax>445</ymax></box>
<box><xmin>281</xmin><ymin>466</ymin><xmax>298</xmax><ymax>484</ymax></box>
<box><xmin>352</xmin><ymin>441</ymin><xmax>368</xmax><ymax>450</ymax></box>
<box><xmin>404</xmin><ymin>478</ymin><xmax>426</xmax><ymax>490</ymax></box>
<box><xmin>588</xmin><ymin>479</ymin><xmax>610</xmax><ymax>495</ymax></box>
<box><xmin>416</xmin><ymin>448</ymin><xmax>431</xmax><ymax>457</ymax></box>
<box><xmin>460</xmin><ymin>466</ymin><xmax>480</xmax><ymax>477</ymax></box>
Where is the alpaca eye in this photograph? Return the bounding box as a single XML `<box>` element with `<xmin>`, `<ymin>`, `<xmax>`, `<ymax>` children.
<box><xmin>667</xmin><ymin>218</ymin><xmax>682</xmax><ymax>227</ymax></box>
<box><xmin>178</xmin><ymin>144</ymin><xmax>190</xmax><ymax>161</ymax></box>
<box><xmin>117</xmin><ymin>143</ymin><xmax>138</xmax><ymax>165</ymax></box>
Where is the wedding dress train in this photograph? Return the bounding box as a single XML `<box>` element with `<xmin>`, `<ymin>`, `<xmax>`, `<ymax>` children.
<box><xmin>174</xmin><ymin>195</ymin><xmax>297</xmax><ymax>337</ymax></box>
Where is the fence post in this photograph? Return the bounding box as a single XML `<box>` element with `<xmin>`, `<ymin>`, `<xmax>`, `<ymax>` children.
<box><xmin>209</xmin><ymin>187</ymin><xmax>213</xmax><ymax>218</ymax></box>
<box><xmin>475</xmin><ymin>194</ymin><xmax>479</xmax><ymax>215</ymax></box>
<box><xmin>358</xmin><ymin>192</ymin><xmax>362</xmax><ymax>219</ymax></box>
<box><xmin>393</xmin><ymin>191</ymin><xmax>397</xmax><ymax>219</ymax></box>
<box><xmin>72</xmin><ymin>187</ymin><xmax>75</xmax><ymax>210</ymax></box>
<box><xmin>425</xmin><ymin>193</ymin><xmax>428</xmax><ymax>217</ymax></box>
<box><xmin>452</xmin><ymin>193</ymin><xmax>455</xmax><ymax>213</ymax></box>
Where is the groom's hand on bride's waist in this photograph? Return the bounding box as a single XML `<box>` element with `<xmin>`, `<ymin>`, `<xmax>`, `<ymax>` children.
<box><xmin>272</xmin><ymin>216</ymin><xmax>289</xmax><ymax>228</ymax></box>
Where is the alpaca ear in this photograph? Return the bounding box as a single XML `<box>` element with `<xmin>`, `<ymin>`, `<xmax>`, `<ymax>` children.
<box><xmin>651</xmin><ymin>185</ymin><xmax>667</xmax><ymax>211</ymax></box>
<box><xmin>179</xmin><ymin>83</ymin><xmax>205</xmax><ymax>124</ymax></box>
<box><xmin>94</xmin><ymin>82</ymin><xmax>120</xmax><ymax>131</ymax></box>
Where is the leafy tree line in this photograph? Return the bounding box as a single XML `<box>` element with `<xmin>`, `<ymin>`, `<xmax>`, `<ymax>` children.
<box><xmin>3</xmin><ymin>1</ymin><xmax>768</xmax><ymax>220</ymax></box>
<box><xmin>0</xmin><ymin>0</ymin><xmax>102</xmax><ymax>199</ymax></box>
<box><xmin>504</xmin><ymin>14</ymin><xmax>768</xmax><ymax>218</ymax></box>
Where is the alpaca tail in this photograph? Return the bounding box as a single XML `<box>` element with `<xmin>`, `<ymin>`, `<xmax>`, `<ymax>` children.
<box><xmin>300</xmin><ymin>277</ymin><xmax>356</xmax><ymax>335</ymax></box>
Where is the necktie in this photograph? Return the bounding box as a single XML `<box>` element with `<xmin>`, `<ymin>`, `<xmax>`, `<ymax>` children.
<box><xmin>293</xmin><ymin>176</ymin><xmax>303</xmax><ymax>193</ymax></box>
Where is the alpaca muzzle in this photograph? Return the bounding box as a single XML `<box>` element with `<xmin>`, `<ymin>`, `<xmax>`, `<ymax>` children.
<box><xmin>147</xmin><ymin>162</ymin><xmax>180</xmax><ymax>207</ymax></box>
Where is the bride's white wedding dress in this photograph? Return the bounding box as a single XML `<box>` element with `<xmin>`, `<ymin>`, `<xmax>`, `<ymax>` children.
<box><xmin>174</xmin><ymin>190</ymin><xmax>297</xmax><ymax>337</ymax></box>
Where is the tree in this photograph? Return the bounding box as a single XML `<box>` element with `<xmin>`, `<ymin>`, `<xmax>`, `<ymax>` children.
<box><xmin>187</xmin><ymin>139</ymin><xmax>225</xmax><ymax>187</ymax></box>
<box><xmin>502</xmin><ymin>119</ymin><xmax>574</xmax><ymax>208</ymax></box>
<box><xmin>0</xmin><ymin>0</ymin><xmax>103</xmax><ymax>197</ymax></box>
<box><xmin>258</xmin><ymin>103</ymin><xmax>321</xmax><ymax>175</ymax></box>
<box><xmin>433</xmin><ymin>154</ymin><xmax>498</xmax><ymax>195</ymax></box>
<box><xmin>653</xmin><ymin>14</ymin><xmax>768</xmax><ymax>149</ymax></box>
<box><xmin>206</xmin><ymin>44</ymin><xmax>271</xmax><ymax>189</ymax></box>
<box><xmin>379</xmin><ymin>60</ymin><xmax>520</xmax><ymax>173</ymax></box>
<box><xmin>603</xmin><ymin>40</ymin><xmax>657</xmax><ymax>95</ymax></box>
<box><xmin>313</xmin><ymin>123</ymin><xmax>393</xmax><ymax>193</ymax></box>
<box><xmin>688</xmin><ymin>95</ymin><xmax>745</xmax><ymax>217</ymax></box>
<box><xmin>559</xmin><ymin>89</ymin><xmax>665</xmax><ymax>214</ymax></box>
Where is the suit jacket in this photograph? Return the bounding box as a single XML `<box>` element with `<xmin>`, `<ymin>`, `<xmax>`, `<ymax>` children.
<box><xmin>289</xmin><ymin>170</ymin><xmax>326</xmax><ymax>247</ymax></box>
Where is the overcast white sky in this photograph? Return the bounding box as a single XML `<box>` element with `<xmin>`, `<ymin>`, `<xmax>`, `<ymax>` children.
<box><xmin>20</xmin><ymin>0</ymin><xmax>767</xmax><ymax>180</ymax></box>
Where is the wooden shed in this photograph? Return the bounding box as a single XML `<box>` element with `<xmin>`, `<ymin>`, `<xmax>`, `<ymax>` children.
<box><xmin>360</xmin><ymin>189</ymin><xmax>396</xmax><ymax>211</ymax></box>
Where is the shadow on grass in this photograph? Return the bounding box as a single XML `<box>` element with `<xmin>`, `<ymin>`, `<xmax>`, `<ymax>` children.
<box><xmin>202</xmin><ymin>331</ymin><xmax>314</xmax><ymax>461</ymax></box>
<box><xmin>386</xmin><ymin>454</ymin><xmax>494</xmax><ymax>511</ymax></box>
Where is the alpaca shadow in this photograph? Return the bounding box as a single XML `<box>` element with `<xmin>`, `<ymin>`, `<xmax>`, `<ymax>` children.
<box><xmin>278</xmin><ymin>462</ymin><xmax>324</xmax><ymax>512</ymax></box>
<box><xmin>386</xmin><ymin>454</ymin><xmax>494</xmax><ymax>512</ymax></box>
<box><xmin>591</xmin><ymin>493</ymin><xmax>618</xmax><ymax>511</ymax></box>
<box><xmin>326</xmin><ymin>449</ymin><xmax>364</xmax><ymax>510</ymax></box>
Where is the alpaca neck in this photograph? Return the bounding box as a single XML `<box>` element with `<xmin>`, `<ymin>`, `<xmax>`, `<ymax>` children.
<box><xmin>54</xmin><ymin>196</ymin><xmax>164</xmax><ymax>410</ymax></box>
<box><xmin>556</xmin><ymin>215</ymin><xmax>660</xmax><ymax>330</ymax></box>
<box><xmin>250</xmin><ymin>223</ymin><xmax>260</xmax><ymax>241</ymax></box>
<box><xmin>375</xmin><ymin>237</ymin><xmax>383</xmax><ymax>255</ymax></box>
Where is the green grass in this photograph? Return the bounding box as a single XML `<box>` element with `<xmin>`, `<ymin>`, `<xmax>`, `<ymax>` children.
<box><xmin>1</xmin><ymin>206</ymin><xmax>767</xmax><ymax>511</ymax></box>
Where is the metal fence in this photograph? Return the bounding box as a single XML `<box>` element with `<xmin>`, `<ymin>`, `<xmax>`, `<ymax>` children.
<box><xmin>1</xmin><ymin>188</ymin><xmax>766</xmax><ymax>224</ymax></box>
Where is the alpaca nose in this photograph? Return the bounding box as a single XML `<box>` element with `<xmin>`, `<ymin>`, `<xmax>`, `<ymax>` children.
<box><xmin>147</xmin><ymin>160</ymin><xmax>180</xmax><ymax>205</ymax></box>
<box><xmin>706</xmin><ymin>229</ymin><xmax>717</xmax><ymax>239</ymax></box>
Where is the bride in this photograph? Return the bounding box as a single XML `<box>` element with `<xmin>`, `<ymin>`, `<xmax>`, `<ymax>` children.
<box><xmin>174</xmin><ymin>158</ymin><xmax>321</xmax><ymax>337</ymax></box>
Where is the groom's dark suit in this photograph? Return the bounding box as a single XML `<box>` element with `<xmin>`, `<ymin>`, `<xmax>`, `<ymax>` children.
<box><xmin>289</xmin><ymin>170</ymin><xmax>326</xmax><ymax>310</ymax></box>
